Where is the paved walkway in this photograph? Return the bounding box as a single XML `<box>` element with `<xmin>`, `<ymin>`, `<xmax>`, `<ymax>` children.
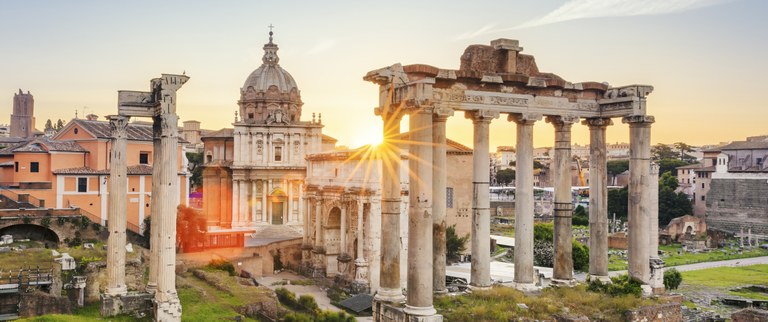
<box><xmin>608</xmin><ymin>256</ymin><xmax>768</xmax><ymax>277</ymax></box>
<box><xmin>256</xmin><ymin>271</ymin><xmax>339</xmax><ymax>312</ymax></box>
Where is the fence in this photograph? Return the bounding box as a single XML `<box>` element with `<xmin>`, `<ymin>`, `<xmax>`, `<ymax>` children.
<box><xmin>77</xmin><ymin>208</ymin><xmax>103</xmax><ymax>226</ymax></box>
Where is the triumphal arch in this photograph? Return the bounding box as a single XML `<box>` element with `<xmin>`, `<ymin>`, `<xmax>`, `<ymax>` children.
<box><xmin>365</xmin><ymin>39</ymin><xmax>661</xmax><ymax>321</ymax></box>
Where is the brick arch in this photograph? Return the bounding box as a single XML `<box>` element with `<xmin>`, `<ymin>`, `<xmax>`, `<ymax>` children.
<box><xmin>0</xmin><ymin>223</ymin><xmax>60</xmax><ymax>245</ymax></box>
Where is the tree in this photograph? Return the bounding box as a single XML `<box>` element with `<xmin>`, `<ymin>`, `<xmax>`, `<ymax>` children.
<box><xmin>55</xmin><ymin>119</ymin><xmax>65</xmax><ymax>131</ymax></box>
<box><xmin>652</xmin><ymin>143</ymin><xmax>677</xmax><ymax>161</ymax></box>
<box><xmin>607</xmin><ymin>160</ymin><xmax>629</xmax><ymax>176</ymax></box>
<box><xmin>608</xmin><ymin>187</ymin><xmax>629</xmax><ymax>221</ymax></box>
<box><xmin>572</xmin><ymin>205</ymin><xmax>589</xmax><ymax>226</ymax></box>
<box><xmin>658</xmin><ymin>172</ymin><xmax>692</xmax><ymax>226</ymax></box>
<box><xmin>176</xmin><ymin>205</ymin><xmax>208</xmax><ymax>252</ymax></box>
<box><xmin>446</xmin><ymin>225</ymin><xmax>468</xmax><ymax>261</ymax></box>
<box><xmin>496</xmin><ymin>169</ymin><xmax>515</xmax><ymax>185</ymax></box>
<box><xmin>44</xmin><ymin>119</ymin><xmax>54</xmax><ymax>131</ymax></box>
<box><xmin>186</xmin><ymin>151</ymin><xmax>204</xmax><ymax>191</ymax></box>
<box><xmin>532</xmin><ymin>223</ymin><xmax>589</xmax><ymax>271</ymax></box>
<box><xmin>658</xmin><ymin>158</ymin><xmax>690</xmax><ymax>177</ymax></box>
<box><xmin>533</xmin><ymin>160</ymin><xmax>545</xmax><ymax>169</ymax></box>
<box><xmin>673</xmin><ymin>142</ymin><xmax>696</xmax><ymax>163</ymax></box>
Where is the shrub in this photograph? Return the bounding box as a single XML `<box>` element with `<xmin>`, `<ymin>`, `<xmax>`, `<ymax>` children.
<box><xmin>298</xmin><ymin>294</ymin><xmax>319</xmax><ymax>313</ymax></box>
<box><xmin>664</xmin><ymin>268</ymin><xmax>683</xmax><ymax>290</ymax></box>
<box><xmin>316</xmin><ymin>310</ymin><xmax>356</xmax><ymax>322</ymax></box>
<box><xmin>534</xmin><ymin>223</ymin><xmax>554</xmax><ymax>241</ymax></box>
<box><xmin>572</xmin><ymin>241</ymin><xmax>589</xmax><ymax>271</ymax></box>
<box><xmin>205</xmin><ymin>259</ymin><xmax>236</xmax><ymax>276</ymax></box>
<box><xmin>41</xmin><ymin>214</ymin><xmax>52</xmax><ymax>228</ymax></box>
<box><xmin>588</xmin><ymin>274</ymin><xmax>643</xmax><ymax>297</ymax></box>
<box><xmin>284</xmin><ymin>312</ymin><xmax>313</xmax><ymax>322</ymax></box>
<box><xmin>276</xmin><ymin>287</ymin><xmax>298</xmax><ymax>307</ymax></box>
<box><xmin>446</xmin><ymin>225</ymin><xmax>468</xmax><ymax>260</ymax></box>
<box><xmin>533</xmin><ymin>240</ymin><xmax>554</xmax><ymax>267</ymax></box>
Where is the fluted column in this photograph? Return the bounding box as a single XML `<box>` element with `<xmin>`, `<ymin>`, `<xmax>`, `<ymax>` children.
<box><xmin>465</xmin><ymin>109</ymin><xmax>499</xmax><ymax>289</ymax></box>
<box><xmin>375</xmin><ymin>111</ymin><xmax>405</xmax><ymax>303</ymax></box>
<box><xmin>313</xmin><ymin>196</ymin><xmax>326</xmax><ymax>277</ymax></box>
<box><xmin>547</xmin><ymin>115</ymin><xmax>578</xmax><ymax>283</ymax></box>
<box><xmin>232</xmin><ymin>181</ymin><xmax>239</xmax><ymax>227</ymax></box>
<box><xmin>154</xmin><ymin>112</ymin><xmax>181</xmax><ymax>310</ymax></box>
<box><xmin>147</xmin><ymin>113</ymin><xmax>163</xmax><ymax>294</ymax></box>
<box><xmin>404</xmin><ymin>108</ymin><xmax>435</xmax><ymax>316</ymax></box>
<box><xmin>432</xmin><ymin>107</ymin><xmax>453</xmax><ymax>294</ymax></box>
<box><xmin>355</xmin><ymin>199</ymin><xmax>368</xmax><ymax>283</ymax></box>
<box><xmin>510</xmin><ymin>113</ymin><xmax>540</xmax><ymax>289</ymax></box>
<box><xmin>262</xmin><ymin>180</ymin><xmax>268</xmax><ymax>223</ymax></box>
<box><xmin>340</xmin><ymin>203</ymin><xmax>348</xmax><ymax>258</ymax></box>
<box><xmin>583</xmin><ymin>118</ymin><xmax>612</xmax><ymax>280</ymax></box>
<box><xmin>106</xmin><ymin>115</ymin><xmax>129</xmax><ymax>296</ymax></box>
<box><xmin>623</xmin><ymin>115</ymin><xmax>655</xmax><ymax>283</ymax></box>
<box><xmin>648</xmin><ymin>162</ymin><xmax>665</xmax><ymax>291</ymax></box>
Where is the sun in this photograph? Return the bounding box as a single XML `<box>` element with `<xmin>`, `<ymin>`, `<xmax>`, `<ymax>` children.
<box><xmin>350</xmin><ymin>131</ymin><xmax>384</xmax><ymax>149</ymax></box>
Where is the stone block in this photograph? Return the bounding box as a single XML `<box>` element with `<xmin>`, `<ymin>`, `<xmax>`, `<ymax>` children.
<box><xmin>624</xmin><ymin>302</ymin><xmax>682</xmax><ymax>322</ymax></box>
<box><xmin>732</xmin><ymin>308</ymin><xmax>768</xmax><ymax>322</ymax></box>
<box><xmin>100</xmin><ymin>292</ymin><xmax>153</xmax><ymax>318</ymax></box>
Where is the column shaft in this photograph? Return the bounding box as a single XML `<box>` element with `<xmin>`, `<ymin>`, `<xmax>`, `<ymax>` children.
<box><xmin>340</xmin><ymin>204</ymin><xmax>348</xmax><ymax>257</ymax></box>
<box><xmin>548</xmin><ymin>116</ymin><xmax>575</xmax><ymax>282</ymax></box>
<box><xmin>147</xmin><ymin>116</ymin><xmax>162</xmax><ymax>294</ymax></box>
<box><xmin>649</xmin><ymin>163</ymin><xmax>660</xmax><ymax>258</ymax></box>
<box><xmin>584</xmin><ymin>118</ymin><xmax>611</xmax><ymax>279</ymax></box>
<box><xmin>155</xmin><ymin>113</ymin><xmax>180</xmax><ymax>303</ymax></box>
<box><xmin>623</xmin><ymin>115</ymin><xmax>654</xmax><ymax>283</ymax></box>
<box><xmin>468</xmin><ymin>112</ymin><xmax>493</xmax><ymax>288</ymax></box>
<box><xmin>232</xmin><ymin>181</ymin><xmax>239</xmax><ymax>227</ymax></box>
<box><xmin>106</xmin><ymin>115</ymin><xmax>129</xmax><ymax>296</ymax></box>
<box><xmin>432</xmin><ymin>112</ymin><xmax>450</xmax><ymax>293</ymax></box>
<box><xmin>375</xmin><ymin>113</ymin><xmax>404</xmax><ymax>303</ymax></box>
<box><xmin>357</xmin><ymin>200</ymin><xmax>365</xmax><ymax>259</ymax></box>
<box><xmin>262</xmin><ymin>180</ymin><xmax>268</xmax><ymax>223</ymax></box>
<box><xmin>404</xmin><ymin>110</ymin><xmax>435</xmax><ymax>316</ymax></box>
<box><xmin>511</xmin><ymin>114</ymin><xmax>538</xmax><ymax>287</ymax></box>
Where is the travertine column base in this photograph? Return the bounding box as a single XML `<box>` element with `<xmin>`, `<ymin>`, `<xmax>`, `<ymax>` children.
<box><xmin>154</xmin><ymin>296</ymin><xmax>182</xmax><ymax>321</ymax></box>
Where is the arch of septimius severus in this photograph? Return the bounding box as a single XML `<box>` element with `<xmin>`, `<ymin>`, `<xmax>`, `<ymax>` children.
<box><xmin>365</xmin><ymin>39</ymin><xmax>661</xmax><ymax>321</ymax></box>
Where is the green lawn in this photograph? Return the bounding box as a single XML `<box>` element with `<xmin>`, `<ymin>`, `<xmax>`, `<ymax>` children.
<box><xmin>681</xmin><ymin>264</ymin><xmax>768</xmax><ymax>301</ymax></box>
<box><xmin>608</xmin><ymin>244</ymin><xmax>768</xmax><ymax>271</ymax></box>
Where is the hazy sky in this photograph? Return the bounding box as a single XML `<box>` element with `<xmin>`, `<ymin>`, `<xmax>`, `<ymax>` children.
<box><xmin>1</xmin><ymin>0</ymin><xmax>766</xmax><ymax>149</ymax></box>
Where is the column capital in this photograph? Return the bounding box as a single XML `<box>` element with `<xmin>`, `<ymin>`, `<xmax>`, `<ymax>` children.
<box><xmin>464</xmin><ymin>109</ymin><xmax>499</xmax><ymax>123</ymax></box>
<box><xmin>545</xmin><ymin>115</ymin><xmax>579</xmax><ymax>128</ymax></box>
<box><xmin>621</xmin><ymin>115</ymin><xmax>655</xmax><ymax>125</ymax></box>
<box><xmin>107</xmin><ymin>115</ymin><xmax>130</xmax><ymax>138</ymax></box>
<box><xmin>582</xmin><ymin>117</ymin><xmax>614</xmax><ymax>129</ymax></box>
<box><xmin>433</xmin><ymin>106</ymin><xmax>454</xmax><ymax>122</ymax></box>
<box><xmin>508</xmin><ymin>112</ymin><xmax>541</xmax><ymax>125</ymax></box>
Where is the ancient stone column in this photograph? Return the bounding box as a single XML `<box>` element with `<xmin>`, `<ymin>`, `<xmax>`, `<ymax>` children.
<box><xmin>583</xmin><ymin>118</ymin><xmax>612</xmax><ymax>281</ymax></box>
<box><xmin>547</xmin><ymin>115</ymin><xmax>577</xmax><ymax>283</ymax></box>
<box><xmin>105</xmin><ymin>115</ymin><xmax>129</xmax><ymax>296</ymax></box>
<box><xmin>404</xmin><ymin>108</ymin><xmax>435</xmax><ymax>316</ymax></box>
<box><xmin>232</xmin><ymin>180</ymin><xmax>240</xmax><ymax>227</ymax></box>
<box><xmin>510</xmin><ymin>113</ymin><xmax>540</xmax><ymax>289</ymax></box>
<box><xmin>146</xmin><ymin>113</ymin><xmax>163</xmax><ymax>295</ymax></box>
<box><xmin>355</xmin><ymin>199</ymin><xmax>369</xmax><ymax>285</ymax></box>
<box><xmin>465</xmin><ymin>109</ymin><xmax>498</xmax><ymax>289</ymax></box>
<box><xmin>432</xmin><ymin>107</ymin><xmax>453</xmax><ymax>294</ymax></box>
<box><xmin>623</xmin><ymin>115</ymin><xmax>655</xmax><ymax>284</ymax></box>
<box><xmin>648</xmin><ymin>162</ymin><xmax>665</xmax><ymax>291</ymax></box>
<box><xmin>262</xmin><ymin>180</ymin><xmax>268</xmax><ymax>223</ymax></box>
<box><xmin>153</xmin><ymin>112</ymin><xmax>182</xmax><ymax>319</ymax></box>
<box><xmin>313</xmin><ymin>197</ymin><xmax>326</xmax><ymax>277</ymax></box>
<box><xmin>340</xmin><ymin>203</ymin><xmax>348</xmax><ymax>257</ymax></box>
<box><xmin>375</xmin><ymin>112</ymin><xmax>405</xmax><ymax>303</ymax></box>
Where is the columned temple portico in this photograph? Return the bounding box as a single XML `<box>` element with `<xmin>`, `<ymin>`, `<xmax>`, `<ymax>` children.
<box><xmin>365</xmin><ymin>39</ymin><xmax>658</xmax><ymax>321</ymax></box>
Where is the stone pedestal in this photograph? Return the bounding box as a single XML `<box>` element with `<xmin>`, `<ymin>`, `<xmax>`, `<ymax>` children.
<box><xmin>100</xmin><ymin>292</ymin><xmax>153</xmax><ymax>318</ymax></box>
<box><xmin>466</xmin><ymin>110</ymin><xmax>498</xmax><ymax>289</ymax></box>
<box><xmin>510</xmin><ymin>113</ymin><xmax>540</xmax><ymax>289</ymax></box>
<box><xmin>584</xmin><ymin>118</ymin><xmax>612</xmax><ymax>281</ymax></box>
<box><xmin>374</xmin><ymin>301</ymin><xmax>443</xmax><ymax>322</ymax></box>
<box><xmin>106</xmin><ymin>115</ymin><xmax>129</xmax><ymax>296</ymax></box>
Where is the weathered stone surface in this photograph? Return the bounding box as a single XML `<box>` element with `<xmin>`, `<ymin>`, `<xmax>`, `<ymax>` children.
<box><xmin>731</xmin><ymin>308</ymin><xmax>768</xmax><ymax>322</ymax></box>
<box><xmin>706</xmin><ymin>178</ymin><xmax>768</xmax><ymax>235</ymax></box>
<box><xmin>624</xmin><ymin>302</ymin><xmax>682</xmax><ymax>322</ymax></box>
<box><xmin>100</xmin><ymin>292</ymin><xmax>152</xmax><ymax>318</ymax></box>
<box><xmin>18</xmin><ymin>291</ymin><xmax>72</xmax><ymax>318</ymax></box>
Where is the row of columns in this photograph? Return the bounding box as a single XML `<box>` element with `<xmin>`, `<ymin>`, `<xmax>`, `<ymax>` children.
<box><xmin>230</xmin><ymin>179</ymin><xmax>303</xmax><ymax>226</ymax></box>
<box><xmin>374</xmin><ymin>105</ymin><xmax>656</xmax><ymax>316</ymax></box>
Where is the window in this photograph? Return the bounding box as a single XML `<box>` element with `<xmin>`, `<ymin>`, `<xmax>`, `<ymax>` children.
<box><xmin>446</xmin><ymin>187</ymin><xmax>454</xmax><ymax>208</ymax></box>
<box><xmin>74</xmin><ymin>128</ymin><xmax>78</xmax><ymax>134</ymax></box>
<box><xmin>758</xmin><ymin>158</ymin><xmax>763</xmax><ymax>166</ymax></box>
<box><xmin>14</xmin><ymin>162</ymin><xmax>18</xmax><ymax>172</ymax></box>
<box><xmin>701</xmin><ymin>195</ymin><xmax>706</xmax><ymax>201</ymax></box>
<box><xmin>248</xmin><ymin>113</ymin><xmax>254</xmax><ymax>119</ymax></box>
<box><xmin>139</xmin><ymin>152</ymin><xmax>150</xmax><ymax>164</ymax></box>
<box><xmin>274</xmin><ymin>146</ymin><xmax>282</xmax><ymax>162</ymax></box>
<box><xmin>77</xmin><ymin>177</ymin><xmax>87</xmax><ymax>193</ymax></box>
<box><xmin>701</xmin><ymin>182</ymin><xmax>705</xmax><ymax>189</ymax></box>
<box><xmin>30</xmin><ymin>162</ymin><xmax>39</xmax><ymax>173</ymax></box>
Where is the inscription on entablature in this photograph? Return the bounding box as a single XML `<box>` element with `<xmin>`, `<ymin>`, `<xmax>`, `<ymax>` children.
<box><xmin>436</xmin><ymin>90</ymin><xmax>529</xmax><ymax>107</ymax></box>
<box><xmin>601</xmin><ymin>101</ymin><xmax>635</xmax><ymax>111</ymax></box>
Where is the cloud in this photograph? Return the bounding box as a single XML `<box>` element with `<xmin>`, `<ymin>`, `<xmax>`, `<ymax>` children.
<box><xmin>516</xmin><ymin>0</ymin><xmax>734</xmax><ymax>29</ymax></box>
<box><xmin>305</xmin><ymin>39</ymin><xmax>338</xmax><ymax>55</ymax></box>
<box><xmin>455</xmin><ymin>0</ymin><xmax>734</xmax><ymax>39</ymax></box>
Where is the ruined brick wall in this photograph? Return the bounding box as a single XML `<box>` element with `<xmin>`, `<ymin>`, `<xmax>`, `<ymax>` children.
<box><xmin>732</xmin><ymin>308</ymin><xmax>768</xmax><ymax>322</ymax></box>
<box><xmin>18</xmin><ymin>291</ymin><xmax>72</xmax><ymax>317</ymax></box>
<box><xmin>706</xmin><ymin>179</ymin><xmax>768</xmax><ymax>235</ymax></box>
<box><xmin>624</xmin><ymin>302</ymin><xmax>682</xmax><ymax>322</ymax></box>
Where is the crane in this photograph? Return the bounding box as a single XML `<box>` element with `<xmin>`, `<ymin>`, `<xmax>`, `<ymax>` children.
<box><xmin>574</xmin><ymin>155</ymin><xmax>588</xmax><ymax>197</ymax></box>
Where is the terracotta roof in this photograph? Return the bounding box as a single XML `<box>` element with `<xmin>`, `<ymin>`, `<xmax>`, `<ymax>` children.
<box><xmin>127</xmin><ymin>164</ymin><xmax>153</xmax><ymax>175</ymax></box>
<box><xmin>53</xmin><ymin>167</ymin><xmax>108</xmax><ymax>175</ymax></box>
<box><xmin>676</xmin><ymin>163</ymin><xmax>702</xmax><ymax>170</ymax></box>
<box><xmin>322</xmin><ymin>134</ymin><xmax>337</xmax><ymax>142</ymax></box>
<box><xmin>10</xmin><ymin>138</ymin><xmax>87</xmax><ymax>153</ymax></box>
<box><xmin>718</xmin><ymin>141</ymin><xmax>768</xmax><ymax>150</ymax></box>
<box><xmin>67</xmin><ymin>119</ymin><xmax>154</xmax><ymax>141</ymax></box>
<box><xmin>201</xmin><ymin>128</ymin><xmax>234</xmax><ymax>139</ymax></box>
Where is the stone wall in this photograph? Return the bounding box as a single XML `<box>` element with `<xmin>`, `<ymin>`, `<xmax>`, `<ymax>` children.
<box><xmin>706</xmin><ymin>179</ymin><xmax>768</xmax><ymax>235</ymax></box>
<box><xmin>83</xmin><ymin>259</ymin><xmax>145</xmax><ymax>303</ymax></box>
<box><xmin>731</xmin><ymin>308</ymin><xmax>768</xmax><ymax>322</ymax></box>
<box><xmin>624</xmin><ymin>302</ymin><xmax>682</xmax><ymax>322</ymax></box>
<box><xmin>18</xmin><ymin>291</ymin><xmax>72</xmax><ymax>317</ymax></box>
<box><xmin>609</xmin><ymin>232</ymin><xmax>628</xmax><ymax>250</ymax></box>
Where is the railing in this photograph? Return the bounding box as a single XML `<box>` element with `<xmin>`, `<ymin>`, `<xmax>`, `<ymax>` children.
<box><xmin>26</xmin><ymin>194</ymin><xmax>44</xmax><ymax>208</ymax></box>
<box><xmin>0</xmin><ymin>187</ymin><xmax>44</xmax><ymax>208</ymax></box>
<box><xmin>127</xmin><ymin>221</ymin><xmax>143</xmax><ymax>235</ymax></box>
<box><xmin>77</xmin><ymin>208</ymin><xmax>103</xmax><ymax>226</ymax></box>
<box><xmin>0</xmin><ymin>267</ymin><xmax>54</xmax><ymax>288</ymax></box>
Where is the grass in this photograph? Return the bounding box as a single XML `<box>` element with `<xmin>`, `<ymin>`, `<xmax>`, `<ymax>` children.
<box><xmin>16</xmin><ymin>303</ymin><xmax>147</xmax><ymax>322</ymax></box>
<box><xmin>681</xmin><ymin>264</ymin><xmax>768</xmax><ymax>301</ymax></box>
<box><xmin>435</xmin><ymin>284</ymin><xmax>661</xmax><ymax>321</ymax></box>
<box><xmin>608</xmin><ymin>243</ymin><xmax>768</xmax><ymax>271</ymax></box>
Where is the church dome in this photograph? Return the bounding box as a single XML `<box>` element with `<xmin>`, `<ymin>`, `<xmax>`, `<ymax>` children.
<box><xmin>238</xmin><ymin>31</ymin><xmax>303</xmax><ymax>124</ymax></box>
